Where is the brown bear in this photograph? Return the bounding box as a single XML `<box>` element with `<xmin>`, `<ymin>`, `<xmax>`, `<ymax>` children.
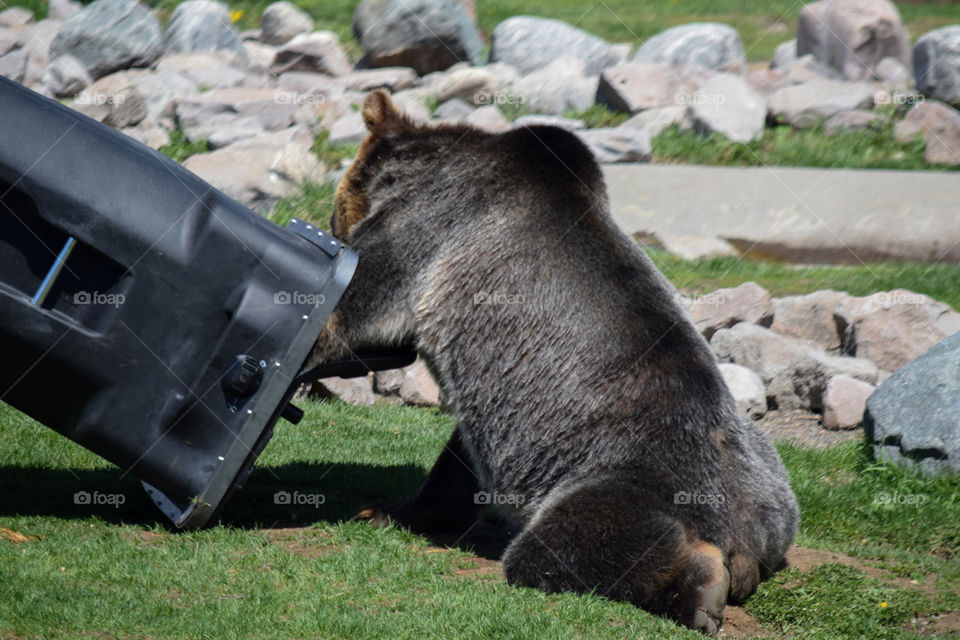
<box><xmin>307</xmin><ymin>90</ymin><xmax>798</xmax><ymax>636</ymax></box>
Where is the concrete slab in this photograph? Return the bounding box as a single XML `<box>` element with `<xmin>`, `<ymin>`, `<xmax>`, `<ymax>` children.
<box><xmin>602</xmin><ymin>163</ymin><xmax>960</xmax><ymax>264</ymax></box>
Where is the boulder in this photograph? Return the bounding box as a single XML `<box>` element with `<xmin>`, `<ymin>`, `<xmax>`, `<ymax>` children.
<box><xmin>513</xmin><ymin>114</ymin><xmax>586</xmax><ymax>131</ymax></box>
<box><xmin>260</xmin><ymin>1</ymin><xmax>314</xmax><ymax>45</ymax></box>
<box><xmin>436</xmin><ymin>64</ymin><xmax>518</xmax><ymax>106</ymax></box>
<box><xmin>42</xmin><ymin>54</ymin><xmax>93</xmax><ymax>97</ymax></box>
<box><xmin>433</xmin><ymin>97</ymin><xmax>474</xmax><ymax>122</ymax></box>
<box><xmin>797</xmin><ymin>0</ymin><xmax>910</xmax><ymax>81</ymax></box>
<box><xmin>633</xmin><ymin>22</ymin><xmax>746</xmax><ymax>75</ymax></box>
<box><xmin>183</xmin><ymin>112</ymin><xmax>265</xmax><ymax>148</ymax></box>
<box><xmin>271</xmin><ymin>31</ymin><xmax>352</xmax><ymax>76</ymax></box>
<box><xmin>875</xmin><ymin>56</ymin><xmax>912</xmax><ymax>90</ymax></box>
<box><xmin>893</xmin><ymin>100</ymin><xmax>960</xmax><ymax>143</ymax></box>
<box><xmin>711</xmin><ymin>323</ymin><xmax>877</xmax><ymax>410</ymax></box>
<box><xmin>823</xmin><ymin>374</ymin><xmax>875</xmax><ymax>429</ymax></box>
<box><xmin>914</xmin><ymin>26</ymin><xmax>960</xmax><ymax>105</ymax></box>
<box><xmin>490</xmin><ymin>15</ymin><xmax>624</xmax><ymax>76</ymax></box>
<box><xmin>340</xmin><ymin>67</ymin><xmax>419</xmax><ymax>93</ymax></box>
<box><xmin>0</xmin><ymin>29</ymin><xmax>16</xmax><ymax>58</ymax></box>
<box><xmin>182</xmin><ymin>128</ymin><xmax>323</xmax><ymax>212</ymax></box>
<box><xmin>618</xmin><ymin>105</ymin><xmax>687</xmax><ymax>138</ymax></box>
<box><xmin>686</xmin><ymin>282</ymin><xmax>774</xmax><ymax>340</ymax></box>
<box><xmin>50</xmin><ymin>0</ymin><xmax>162</xmax><ymax>79</ymax></box>
<box><xmin>162</xmin><ymin>0</ymin><xmax>245</xmax><ymax>59</ymax></box>
<box><xmin>373</xmin><ymin>368</ymin><xmax>405</xmax><ymax>396</ymax></box>
<box><xmin>688</xmin><ymin>72</ymin><xmax>766</xmax><ymax>143</ymax></box>
<box><xmin>575</xmin><ymin>127</ymin><xmax>652</xmax><ymax>164</ymax></box>
<box><xmin>834</xmin><ymin>290</ymin><xmax>960</xmax><ymax>371</ymax></box>
<box><xmin>317</xmin><ymin>375</ymin><xmax>377</xmax><ymax>406</ymax></box>
<box><xmin>399</xmin><ymin>359</ymin><xmax>440</xmax><ymax>406</ymax></box>
<box><xmin>354</xmin><ymin>0</ymin><xmax>482</xmax><ymax>75</ymax></box>
<box><xmin>327</xmin><ymin>110</ymin><xmax>366</xmax><ymax>146</ymax></box>
<box><xmin>17</xmin><ymin>18</ymin><xmax>64</xmax><ymax>86</ymax></box>
<box><xmin>119</xmin><ymin>123</ymin><xmax>170</xmax><ymax>149</ymax></box>
<box><xmin>770</xmin><ymin>39</ymin><xmax>797</xmax><ymax>70</ymax></box>
<box><xmin>718</xmin><ymin>363</ymin><xmax>767</xmax><ymax>419</ymax></box>
<box><xmin>864</xmin><ymin>331</ymin><xmax>960</xmax><ymax>475</ymax></box>
<box><xmin>770</xmin><ymin>290</ymin><xmax>848</xmax><ymax>352</ymax></box>
<box><xmin>178</xmin><ymin>87</ymin><xmax>303</xmax><ymax>131</ymax></box>
<box><xmin>48</xmin><ymin>0</ymin><xmax>83</xmax><ymax>21</ymax></box>
<box><xmin>823</xmin><ymin>109</ymin><xmax>886</xmax><ymax>135</ymax></box>
<box><xmin>597</xmin><ymin>61</ymin><xmax>698</xmax><ymax>114</ymax></box>
<box><xmin>511</xmin><ymin>56</ymin><xmax>598</xmax><ymax>115</ymax></box>
<box><xmin>767</xmin><ymin>79</ymin><xmax>875</xmax><ymax>127</ymax></box>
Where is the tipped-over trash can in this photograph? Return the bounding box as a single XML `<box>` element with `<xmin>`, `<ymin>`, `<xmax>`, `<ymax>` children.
<box><xmin>0</xmin><ymin>77</ymin><xmax>411</xmax><ymax>528</ymax></box>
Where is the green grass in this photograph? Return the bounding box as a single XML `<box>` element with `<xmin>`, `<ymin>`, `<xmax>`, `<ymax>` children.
<box><xmin>2</xmin><ymin>396</ymin><xmax>959</xmax><ymax>639</ymax></box>
<box><xmin>157</xmin><ymin>128</ymin><xmax>209</xmax><ymax>164</ymax></box>
<box><xmin>564</xmin><ymin>104</ymin><xmax>630</xmax><ymax>129</ymax></box>
<box><xmin>645</xmin><ymin>250</ymin><xmax>960</xmax><ymax>310</ymax></box>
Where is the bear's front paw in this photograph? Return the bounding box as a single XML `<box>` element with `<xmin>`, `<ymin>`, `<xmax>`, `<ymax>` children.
<box><xmin>350</xmin><ymin>503</ymin><xmax>404</xmax><ymax>528</ymax></box>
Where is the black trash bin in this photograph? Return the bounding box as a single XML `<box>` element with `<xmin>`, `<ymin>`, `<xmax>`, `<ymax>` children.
<box><xmin>0</xmin><ymin>77</ymin><xmax>410</xmax><ymax>528</ymax></box>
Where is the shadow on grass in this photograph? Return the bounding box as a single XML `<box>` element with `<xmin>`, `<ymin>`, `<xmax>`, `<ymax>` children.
<box><xmin>0</xmin><ymin>461</ymin><xmax>514</xmax><ymax>559</ymax></box>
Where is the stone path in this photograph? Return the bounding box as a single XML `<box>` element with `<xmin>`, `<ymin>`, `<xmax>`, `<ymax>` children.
<box><xmin>602</xmin><ymin>163</ymin><xmax>960</xmax><ymax>264</ymax></box>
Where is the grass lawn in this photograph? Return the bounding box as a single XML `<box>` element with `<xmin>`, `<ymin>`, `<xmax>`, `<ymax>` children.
<box><xmin>2</xmin><ymin>397</ymin><xmax>960</xmax><ymax>639</ymax></box>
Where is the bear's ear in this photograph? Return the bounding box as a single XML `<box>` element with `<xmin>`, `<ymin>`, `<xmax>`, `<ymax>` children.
<box><xmin>362</xmin><ymin>89</ymin><xmax>404</xmax><ymax>135</ymax></box>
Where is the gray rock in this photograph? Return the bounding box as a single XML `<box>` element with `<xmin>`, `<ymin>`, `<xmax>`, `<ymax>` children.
<box><xmin>513</xmin><ymin>114</ymin><xmax>586</xmax><ymax>131</ymax></box>
<box><xmin>373</xmin><ymin>368</ymin><xmax>405</xmax><ymax>396</ymax></box>
<box><xmin>48</xmin><ymin>0</ymin><xmax>83</xmax><ymax>21</ymax></box>
<box><xmin>914</xmin><ymin>26</ymin><xmax>960</xmax><ymax>106</ymax></box>
<box><xmin>767</xmin><ymin>79</ymin><xmax>875</xmax><ymax>127</ymax></box>
<box><xmin>178</xmin><ymin>87</ymin><xmax>301</xmax><ymax>131</ymax></box>
<box><xmin>823</xmin><ymin>374</ymin><xmax>874</xmax><ymax>430</ymax></box>
<box><xmin>511</xmin><ymin>55</ymin><xmax>597</xmax><ymax>115</ymax></box>
<box><xmin>260</xmin><ymin>1</ymin><xmax>314</xmax><ymax>46</ymax></box>
<box><xmin>575</xmin><ymin>127</ymin><xmax>652</xmax><ymax>163</ymax></box>
<box><xmin>466</xmin><ymin>104</ymin><xmax>510</xmax><ymax>133</ymax></box>
<box><xmin>17</xmin><ymin>17</ymin><xmax>63</xmax><ymax>85</ymax></box>
<box><xmin>634</xmin><ymin>22</ymin><xmax>746</xmax><ymax>74</ymax></box>
<box><xmin>120</xmin><ymin>123</ymin><xmax>170</xmax><ymax>149</ymax></box>
<box><xmin>718</xmin><ymin>363</ymin><xmax>767</xmax><ymax>419</ymax></box>
<box><xmin>340</xmin><ymin>67</ymin><xmax>418</xmax><ymax>93</ymax></box>
<box><xmin>156</xmin><ymin>53</ymin><xmax>247</xmax><ymax>90</ymax></box>
<box><xmin>619</xmin><ymin>105</ymin><xmax>687</xmax><ymax>138</ymax></box>
<box><xmin>597</xmin><ymin>61</ymin><xmax>694</xmax><ymax>114</ymax></box>
<box><xmin>489</xmin><ymin>15</ymin><xmax>624</xmax><ymax>76</ymax></box>
<box><xmin>243</xmin><ymin>40</ymin><xmax>277</xmax><ymax>71</ymax></box>
<box><xmin>354</xmin><ymin>0</ymin><xmax>482</xmax><ymax>75</ymax></box>
<box><xmin>42</xmin><ymin>54</ymin><xmax>92</xmax><ymax>97</ymax></box>
<box><xmin>798</xmin><ymin>0</ymin><xmax>910</xmax><ymax>81</ymax></box>
<box><xmin>688</xmin><ymin>72</ymin><xmax>766</xmax><ymax>143</ymax></box>
<box><xmin>864</xmin><ymin>331</ymin><xmax>960</xmax><ymax>475</ymax></box>
<box><xmin>0</xmin><ymin>47</ymin><xmax>28</xmax><ymax>82</ymax></box>
<box><xmin>0</xmin><ymin>7</ymin><xmax>33</xmax><ymax>27</ymax></box>
<box><xmin>686</xmin><ymin>282</ymin><xmax>774</xmax><ymax>340</ymax></box>
<box><xmin>50</xmin><ymin>0</ymin><xmax>162</xmax><ymax>79</ymax></box>
<box><xmin>893</xmin><ymin>99</ymin><xmax>960</xmax><ymax>143</ymax></box>
<box><xmin>824</xmin><ymin>109</ymin><xmax>887</xmax><ymax>135</ymax></box>
<box><xmin>271</xmin><ymin>31</ymin><xmax>351</xmax><ymax>76</ymax></box>
<box><xmin>436</xmin><ymin>64</ymin><xmax>518</xmax><ymax>106</ymax></box>
<box><xmin>182</xmin><ymin>128</ymin><xmax>323</xmax><ymax>212</ymax></box>
<box><xmin>327</xmin><ymin>110</ymin><xmax>366</xmax><ymax>146</ymax></box>
<box><xmin>433</xmin><ymin>97</ymin><xmax>475</xmax><ymax>121</ymax></box>
<box><xmin>835</xmin><ymin>289</ymin><xmax>960</xmax><ymax>371</ymax></box>
<box><xmin>764</xmin><ymin>348</ymin><xmax>878</xmax><ymax>411</ymax></box>
<box><xmin>163</xmin><ymin>0</ymin><xmax>245</xmax><ymax>58</ymax></box>
<box><xmin>875</xmin><ymin>56</ymin><xmax>912</xmax><ymax>90</ymax></box>
<box><xmin>0</xmin><ymin>29</ymin><xmax>16</xmax><ymax>58</ymax></box>
<box><xmin>770</xmin><ymin>38</ymin><xmax>797</xmax><ymax>70</ymax></box>
<box><xmin>183</xmin><ymin>112</ymin><xmax>265</xmax><ymax>147</ymax></box>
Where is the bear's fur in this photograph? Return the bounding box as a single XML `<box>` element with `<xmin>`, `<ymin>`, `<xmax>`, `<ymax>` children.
<box><xmin>308</xmin><ymin>90</ymin><xmax>799</xmax><ymax>635</ymax></box>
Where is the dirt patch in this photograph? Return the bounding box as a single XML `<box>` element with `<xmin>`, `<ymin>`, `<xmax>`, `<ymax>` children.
<box><xmin>915</xmin><ymin>611</ymin><xmax>960</xmax><ymax>637</ymax></box>
<box><xmin>0</xmin><ymin>526</ymin><xmax>37</xmax><ymax>543</ymax></box>
<box><xmin>785</xmin><ymin>546</ymin><xmax>936</xmax><ymax>595</ymax></box>
<box><xmin>721</xmin><ymin>605</ymin><xmax>765</xmax><ymax>639</ymax></box>
<box><xmin>758</xmin><ymin>410</ymin><xmax>862</xmax><ymax>449</ymax></box>
<box><xmin>449</xmin><ymin>554</ymin><xmax>503</xmax><ymax>580</ymax></box>
<box><xmin>267</xmin><ymin>526</ymin><xmax>339</xmax><ymax>559</ymax></box>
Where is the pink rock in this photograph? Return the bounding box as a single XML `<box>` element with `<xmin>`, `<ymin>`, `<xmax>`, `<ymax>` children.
<box><xmin>822</xmin><ymin>374</ymin><xmax>875</xmax><ymax>430</ymax></box>
<box><xmin>687</xmin><ymin>281</ymin><xmax>774</xmax><ymax>340</ymax></box>
<box><xmin>771</xmin><ymin>289</ymin><xmax>849</xmax><ymax>353</ymax></box>
<box><xmin>316</xmin><ymin>374</ymin><xmax>377</xmax><ymax>406</ymax></box>
<box><xmin>400</xmin><ymin>359</ymin><xmax>440</xmax><ymax>407</ymax></box>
